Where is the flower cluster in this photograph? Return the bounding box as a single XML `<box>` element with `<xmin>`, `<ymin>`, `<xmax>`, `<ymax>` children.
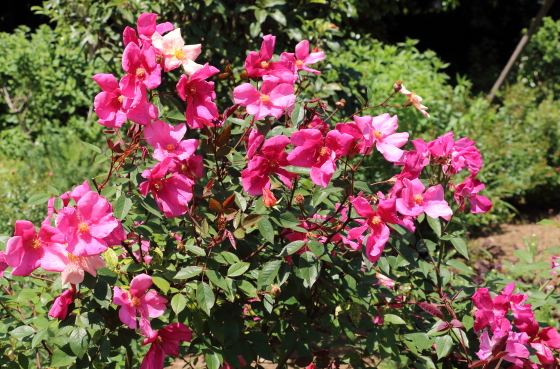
<box><xmin>473</xmin><ymin>283</ymin><xmax>560</xmax><ymax>368</ymax></box>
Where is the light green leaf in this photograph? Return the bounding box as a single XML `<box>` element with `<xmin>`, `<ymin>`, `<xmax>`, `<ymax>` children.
<box><xmin>205</xmin><ymin>351</ymin><xmax>221</xmax><ymax>369</ymax></box>
<box><xmin>31</xmin><ymin>329</ymin><xmax>48</xmax><ymax>349</ymax></box>
<box><xmin>513</xmin><ymin>250</ymin><xmax>533</xmax><ymax>263</ymax></box>
<box><xmin>197</xmin><ymin>282</ymin><xmax>215</xmax><ymax>316</ymax></box>
<box><xmin>450</xmin><ymin>237</ymin><xmax>469</xmax><ymax>259</ymax></box>
<box><xmin>278</xmin><ymin>240</ymin><xmax>305</xmax><ymax>256</ymax></box>
<box><xmin>383</xmin><ymin>314</ymin><xmax>406</xmax><ymax>325</ymax></box>
<box><xmin>435</xmin><ymin>335</ymin><xmax>453</xmax><ymax>359</ymax></box>
<box><xmin>27</xmin><ymin>193</ymin><xmax>51</xmax><ymax>206</ymax></box>
<box><xmin>81</xmin><ymin>140</ymin><xmax>102</xmax><ymax>154</ymax></box>
<box><xmin>257</xmin><ymin>260</ymin><xmax>282</xmax><ymax>288</ymax></box>
<box><xmin>427</xmin><ymin>216</ymin><xmax>441</xmax><ymax>237</ymax></box>
<box><xmin>258</xmin><ymin>217</ymin><xmax>274</xmax><ymax>244</ymax></box>
<box><xmin>299</xmin><ymin>251</ymin><xmax>319</xmax><ymax>288</ymax></box>
<box><xmin>50</xmin><ymin>350</ymin><xmax>76</xmax><ymax>367</ymax></box>
<box><xmin>152</xmin><ymin>276</ymin><xmax>170</xmax><ymax>294</ymax></box>
<box><xmin>227</xmin><ymin>262</ymin><xmax>250</xmax><ymax>277</ymax></box>
<box><xmin>446</xmin><ymin>260</ymin><xmax>474</xmax><ymax>275</ymax></box>
<box><xmin>10</xmin><ymin>325</ymin><xmax>35</xmax><ymax>338</ymax></box>
<box><xmin>171</xmin><ymin>294</ymin><xmax>187</xmax><ymax>315</ymax></box>
<box><xmin>69</xmin><ymin>327</ymin><xmax>89</xmax><ymax>358</ymax></box>
<box><xmin>114</xmin><ymin>195</ymin><xmax>133</xmax><ymax>220</ymax></box>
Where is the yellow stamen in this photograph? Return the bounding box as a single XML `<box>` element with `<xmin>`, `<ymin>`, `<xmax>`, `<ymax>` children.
<box><xmin>413</xmin><ymin>194</ymin><xmax>423</xmax><ymax>204</ymax></box>
<box><xmin>296</xmin><ymin>60</ymin><xmax>304</xmax><ymax>67</ymax></box>
<box><xmin>319</xmin><ymin>147</ymin><xmax>328</xmax><ymax>156</ymax></box>
<box><xmin>374</xmin><ymin>130</ymin><xmax>383</xmax><ymax>140</ymax></box>
<box><xmin>165</xmin><ymin>143</ymin><xmax>176</xmax><ymax>151</ymax></box>
<box><xmin>131</xmin><ymin>296</ymin><xmax>141</xmax><ymax>306</ymax></box>
<box><xmin>173</xmin><ymin>48</ymin><xmax>185</xmax><ymax>60</ymax></box>
<box><xmin>78</xmin><ymin>222</ymin><xmax>89</xmax><ymax>233</ymax></box>
<box><xmin>260</xmin><ymin>61</ymin><xmax>270</xmax><ymax>69</ymax></box>
<box><xmin>370</xmin><ymin>216</ymin><xmax>382</xmax><ymax>225</ymax></box>
<box><xmin>117</xmin><ymin>95</ymin><xmax>125</xmax><ymax>103</ymax></box>
<box><xmin>154</xmin><ymin>180</ymin><xmax>164</xmax><ymax>191</ymax></box>
<box><xmin>136</xmin><ymin>68</ymin><xmax>146</xmax><ymax>78</ymax></box>
<box><xmin>31</xmin><ymin>239</ymin><xmax>41</xmax><ymax>249</ymax></box>
<box><xmin>260</xmin><ymin>94</ymin><xmax>270</xmax><ymax>103</ymax></box>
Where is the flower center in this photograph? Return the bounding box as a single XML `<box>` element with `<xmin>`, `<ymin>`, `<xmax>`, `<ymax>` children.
<box><xmin>319</xmin><ymin>147</ymin><xmax>328</xmax><ymax>156</ymax></box>
<box><xmin>260</xmin><ymin>61</ymin><xmax>269</xmax><ymax>69</ymax></box>
<box><xmin>78</xmin><ymin>222</ymin><xmax>89</xmax><ymax>233</ymax></box>
<box><xmin>135</xmin><ymin>68</ymin><xmax>146</xmax><ymax>78</ymax></box>
<box><xmin>31</xmin><ymin>238</ymin><xmax>42</xmax><ymax>249</ymax></box>
<box><xmin>67</xmin><ymin>253</ymin><xmax>80</xmax><ymax>263</ymax></box>
<box><xmin>268</xmin><ymin>161</ymin><xmax>277</xmax><ymax>169</ymax></box>
<box><xmin>260</xmin><ymin>94</ymin><xmax>270</xmax><ymax>103</ymax></box>
<box><xmin>189</xmin><ymin>86</ymin><xmax>196</xmax><ymax>95</ymax></box>
<box><xmin>155</xmin><ymin>54</ymin><xmax>163</xmax><ymax>64</ymax></box>
<box><xmin>117</xmin><ymin>95</ymin><xmax>125</xmax><ymax>103</ymax></box>
<box><xmin>413</xmin><ymin>194</ymin><xmax>424</xmax><ymax>204</ymax></box>
<box><xmin>180</xmin><ymin>164</ymin><xmax>189</xmax><ymax>174</ymax></box>
<box><xmin>154</xmin><ymin>180</ymin><xmax>164</xmax><ymax>191</ymax></box>
<box><xmin>373</xmin><ymin>130</ymin><xmax>383</xmax><ymax>140</ymax></box>
<box><xmin>296</xmin><ymin>60</ymin><xmax>304</xmax><ymax>67</ymax></box>
<box><xmin>173</xmin><ymin>48</ymin><xmax>185</xmax><ymax>60</ymax></box>
<box><xmin>131</xmin><ymin>296</ymin><xmax>142</xmax><ymax>306</ymax></box>
<box><xmin>165</xmin><ymin>143</ymin><xmax>176</xmax><ymax>151</ymax></box>
<box><xmin>370</xmin><ymin>216</ymin><xmax>382</xmax><ymax>225</ymax></box>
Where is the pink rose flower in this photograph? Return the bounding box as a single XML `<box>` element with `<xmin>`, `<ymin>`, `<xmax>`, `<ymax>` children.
<box><xmin>140</xmin><ymin>323</ymin><xmax>192</xmax><ymax>369</ymax></box>
<box><xmin>151</xmin><ymin>29</ymin><xmax>202</xmax><ymax>74</ymax></box>
<box><xmin>48</xmin><ymin>284</ymin><xmax>76</xmax><ymax>321</ymax></box>
<box><xmin>233</xmin><ymin>75</ymin><xmax>295</xmax><ymax>120</ymax></box>
<box><xmin>280</xmin><ymin>40</ymin><xmax>325</xmax><ymax>75</ymax></box>
<box><xmin>244</xmin><ymin>34</ymin><xmax>295</xmax><ymax>83</ymax></box>
<box><xmin>143</xmin><ymin>120</ymin><xmax>198</xmax><ymax>162</ymax></box>
<box><xmin>122</xmin><ymin>42</ymin><xmax>162</xmax><ymax>90</ymax></box>
<box><xmin>113</xmin><ymin>274</ymin><xmax>168</xmax><ymax>330</ymax></box>
<box><xmin>395</xmin><ymin>178</ymin><xmax>453</xmax><ymax>220</ymax></box>
<box><xmin>453</xmin><ymin>176</ymin><xmax>492</xmax><ymax>214</ymax></box>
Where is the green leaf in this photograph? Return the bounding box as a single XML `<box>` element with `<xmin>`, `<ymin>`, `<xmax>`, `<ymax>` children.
<box><xmin>27</xmin><ymin>193</ymin><xmax>51</xmax><ymax>206</ymax></box>
<box><xmin>139</xmin><ymin>197</ymin><xmax>163</xmax><ymax>219</ymax></box>
<box><xmin>46</xmin><ymin>185</ymin><xmax>60</xmax><ymax>196</ymax></box>
<box><xmin>185</xmin><ymin>245</ymin><xmax>206</xmax><ymax>257</ymax></box>
<box><xmin>427</xmin><ymin>216</ymin><xmax>441</xmax><ymax>237</ymax></box>
<box><xmin>205</xmin><ymin>351</ymin><xmax>221</xmax><ymax>369</ymax></box>
<box><xmin>171</xmin><ymin>294</ymin><xmax>187</xmax><ymax>315</ymax></box>
<box><xmin>299</xmin><ymin>251</ymin><xmax>319</xmax><ymax>288</ymax></box>
<box><xmin>307</xmin><ymin>240</ymin><xmax>326</xmax><ymax>258</ymax></box>
<box><xmin>31</xmin><ymin>329</ymin><xmax>48</xmax><ymax>348</ymax></box>
<box><xmin>236</xmin><ymin>280</ymin><xmax>258</xmax><ymax>298</ymax></box>
<box><xmin>311</xmin><ymin>190</ymin><xmax>329</xmax><ymax>207</ymax></box>
<box><xmin>152</xmin><ymin>276</ymin><xmax>170</xmax><ymax>294</ymax></box>
<box><xmin>114</xmin><ymin>195</ymin><xmax>133</xmax><ymax>220</ymax></box>
<box><xmin>383</xmin><ymin>314</ymin><xmax>406</xmax><ymax>325</ymax></box>
<box><xmin>269</xmin><ymin>9</ymin><xmax>287</xmax><ymax>25</ymax></box>
<box><xmin>102</xmin><ymin>248</ymin><xmax>119</xmax><ymax>270</ymax></box>
<box><xmin>537</xmin><ymin>219</ymin><xmax>559</xmax><ymax>226</ymax></box>
<box><xmin>95</xmin><ymin>154</ymin><xmax>110</xmax><ymax>164</ymax></box>
<box><xmin>258</xmin><ymin>217</ymin><xmax>275</xmax><ymax>244</ymax></box>
<box><xmin>257</xmin><ymin>260</ymin><xmax>282</xmax><ymax>288</ymax></box>
<box><xmin>243</xmin><ymin>214</ymin><xmax>263</xmax><ymax>228</ymax></box>
<box><xmin>283</xmin><ymin>166</ymin><xmax>311</xmax><ymax>176</ymax></box>
<box><xmin>205</xmin><ymin>270</ymin><xmax>228</xmax><ymax>290</ymax></box>
<box><xmin>10</xmin><ymin>325</ymin><xmax>35</xmax><ymax>338</ymax></box>
<box><xmin>174</xmin><ymin>266</ymin><xmax>203</xmax><ymax>279</ymax></box>
<box><xmin>50</xmin><ymin>349</ymin><xmax>76</xmax><ymax>367</ymax></box>
<box><xmin>291</xmin><ymin>103</ymin><xmax>305</xmax><ymax>126</ymax></box>
<box><xmin>446</xmin><ymin>260</ymin><xmax>474</xmax><ymax>275</ymax></box>
<box><xmin>166</xmin><ymin>110</ymin><xmax>186</xmax><ymax>120</ymax></box>
<box><xmin>234</xmin><ymin>192</ymin><xmax>247</xmax><ymax>211</ymax></box>
<box><xmin>450</xmin><ymin>237</ymin><xmax>469</xmax><ymax>259</ymax></box>
<box><xmin>197</xmin><ymin>282</ymin><xmax>215</xmax><ymax>316</ymax></box>
<box><xmin>227</xmin><ymin>262</ymin><xmax>250</xmax><ymax>277</ymax></box>
<box><xmin>278</xmin><ymin>240</ymin><xmax>305</xmax><ymax>256</ymax></box>
<box><xmin>81</xmin><ymin>140</ymin><xmax>101</xmax><ymax>154</ymax></box>
<box><xmin>513</xmin><ymin>250</ymin><xmax>533</xmax><ymax>263</ymax></box>
<box><xmin>69</xmin><ymin>327</ymin><xmax>89</xmax><ymax>358</ymax></box>
<box><xmin>435</xmin><ymin>335</ymin><xmax>453</xmax><ymax>359</ymax></box>
<box><xmin>249</xmin><ymin>22</ymin><xmax>261</xmax><ymax>38</ymax></box>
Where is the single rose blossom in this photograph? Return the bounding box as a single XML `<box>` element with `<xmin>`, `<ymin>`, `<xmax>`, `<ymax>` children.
<box><xmin>122</xmin><ymin>42</ymin><xmax>162</xmax><ymax>90</ymax></box>
<box><xmin>139</xmin><ymin>158</ymin><xmax>194</xmax><ymax>218</ymax></box>
<box><xmin>0</xmin><ymin>251</ymin><xmax>8</xmax><ymax>278</ymax></box>
<box><xmin>5</xmin><ymin>220</ymin><xmax>67</xmax><ymax>276</ymax></box>
<box><xmin>399</xmin><ymin>84</ymin><xmax>430</xmax><ymax>117</ymax></box>
<box><xmin>113</xmin><ymin>274</ymin><xmax>168</xmax><ymax>331</ymax></box>
<box><xmin>60</xmin><ymin>253</ymin><xmax>106</xmax><ymax>285</ymax></box>
<box><xmin>140</xmin><ymin>323</ymin><xmax>193</xmax><ymax>369</ymax></box>
<box><xmin>48</xmin><ymin>284</ymin><xmax>76</xmax><ymax>321</ymax></box>
<box><xmin>176</xmin><ymin>63</ymin><xmax>220</xmax><ymax>128</ymax></box>
<box><xmin>395</xmin><ymin>178</ymin><xmax>453</xmax><ymax>220</ymax></box>
<box><xmin>56</xmin><ymin>192</ymin><xmax>120</xmax><ymax>257</ymax></box>
<box><xmin>280</xmin><ymin>39</ymin><xmax>325</xmax><ymax>75</ymax></box>
<box><xmin>233</xmin><ymin>75</ymin><xmax>296</xmax><ymax>120</ymax></box>
<box><xmin>454</xmin><ymin>176</ymin><xmax>492</xmax><ymax>214</ymax></box>
<box><xmin>143</xmin><ymin>120</ymin><xmax>199</xmax><ymax>162</ymax></box>
<box><xmin>151</xmin><ymin>28</ymin><xmax>202</xmax><ymax>74</ymax></box>
<box><xmin>244</xmin><ymin>34</ymin><xmax>295</xmax><ymax>83</ymax></box>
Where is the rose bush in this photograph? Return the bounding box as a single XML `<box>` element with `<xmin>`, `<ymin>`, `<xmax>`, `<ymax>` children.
<box><xmin>1</xmin><ymin>13</ymin><xmax>559</xmax><ymax>369</ymax></box>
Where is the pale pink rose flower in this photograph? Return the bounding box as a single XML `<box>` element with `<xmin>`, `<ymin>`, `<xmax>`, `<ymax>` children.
<box><xmin>60</xmin><ymin>253</ymin><xmax>105</xmax><ymax>285</ymax></box>
<box><xmin>399</xmin><ymin>84</ymin><xmax>430</xmax><ymax>117</ymax></box>
<box><xmin>151</xmin><ymin>29</ymin><xmax>202</xmax><ymax>74</ymax></box>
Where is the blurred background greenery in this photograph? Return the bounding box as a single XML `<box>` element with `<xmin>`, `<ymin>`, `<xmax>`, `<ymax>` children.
<box><xmin>2</xmin><ymin>0</ymin><xmax>560</xmax><ymax>235</ymax></box>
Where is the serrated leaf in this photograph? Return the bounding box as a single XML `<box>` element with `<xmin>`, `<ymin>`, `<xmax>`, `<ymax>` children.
<box><xmin>427</xmin><ymin>216</ymin><xmax>441</xmax><ymax>237</ymax></box>
<box><xmin>174</xmin><ymin>266</ymin><xmax>203</xmax><ymax>279</ymax></box>
<box><xmin>416</xmin><ymin>302</ymin><xmax>443</xmax><ymax>319</ymax></box>
<box><xmin>307</xmin><ymin>240</ymin><xmax>326</xmax><ymax>258</ymax></box>
<box><xmin>446</xmin><ymin>260</ymin><xmax>474</xmax><ymax>275</ymax></box>
<box><xmin>205</xmin><ymin>270</ymin><xmax>228</xmax><ymax>290</ymax></box>
<box><xmin>435</xmin><ymin>335</ymin><xmax>453</xmax><ymax>359</ymax></box>
<box><xmin>513</xmin><ymin>250</ymin><xmax>533</xmax><ymax>263</ymax></box>
<box><xmin>450</xmin><ymin>237</ymin><xmax>469</xmax><ymax>259</ymax></box>
<box><xmin>283</xmin><ymin>166</ymin><xmax>311</xmax><ymax>176</ymax></box>
<box><xmin>209</xmin><ymin>198</ymin><xmax>223</xmax><ymax>212</ymax></box>
<box><xmin>257</xmin><ymin>260</ymin><xmax>282</xmax><ymax>288</ymax></box>
<box><xmin>114</xmin><ymin>195</ymin><xmax>133</xmax><ymax>220</ymax></box>
<box><xmin>69</xmin><ymin>327</ymin><xmax>89</xmax><ymax>358</ymax></box>
<box><xmin>243</xmin><ymin>214</ymin><xmax>263</xmax><ymax>228</ymax></box>
<box><xmin>81</xmin><ymin>141</ymin><xmax>102</xmax><ymax>154</ymax></box>
<box><xmin>102</xmin><ymin>248</ymin><xmax>119</xmax><ymax>270</ymax></box>
<box><xmin>27</xmin><ymin>193</ymin><xmax>51</xmax><ymax>206</ymax></box>
<box><xmin>311</xmin><ymin>190</ymin><xmax>329</xmax><ymax>207</ymax></box>
<box><xmin>234</xmin><ymin>192</ymin><xmax>247</xmax><ymax>211</ymax></box>
<box><xmin>47</xmin><ymin>185</ymin><xmax>60</xmax><ymax>196</ymax></box>
<box><xmin>291</xmin><ymin>103</ymin><xmax>305</xmax><ymax>126</ymax></box>
<box><xmin>171</xmin><ymin>294</ymin><xmax>187</xmax><ymax>315</ymax></box>
<box><xmin>278</xmin><ymin>240</ymin><xmax>306</xmax><ymax>256</ymax></box>
<box><xmin>10</xmin><ymin>325</ymin><xmax>35</xmax><ymax>338</ymax></box>
<box><xmin>258</xmin><ymin>217</ymin><xmax>274</xmax><ymax>244</ymax></box>
<box><xmin>166</xmin><ymin>110</ymin><xmax>186</xmax><ymax>120</ymax></box>
<box><xmin>383</xmin><ymin>314</ymin><xmax>406</xmax><ymax>325</ymax></box>
<box><xmin>236</xmin><ymin>280</ymin><xmax>258</xmax><ymax>298</ymax></box>
<box><xmin>152</xmin><ymin>276</ymin><xmax>170</xmax><ymax>294</ymax></box>
<box><xmin>233</xmin><ymin>228</ymin><xmax>245</xmax><ymax>239</ymax></box>
<box><xmin>185</xmin><ymin>245</ymin><xmax>206</xmax><ymax>256</ymax></box>
<box><xmin>31</xmin><ymin>329</ymin><xmax>48</xmax><ymax>348</ymax></box>
<box><xmin>50</xmin><ymin>349</ymin><xmax>76</xmax><ymax>367</ymax></box>
<box><xmin>299</xmin><ymin>251</ymin><xmax>319</xmax><ymax>288</ymax></box>
<box><xmin>227</xmin><ymin>262</ymin><xmax>250</xmax><ymax>277</ymax></box>
<box><xmin>197</xmin><ymin>282</ymin><xmax>215</xmax><ymax>316</ymax></box>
